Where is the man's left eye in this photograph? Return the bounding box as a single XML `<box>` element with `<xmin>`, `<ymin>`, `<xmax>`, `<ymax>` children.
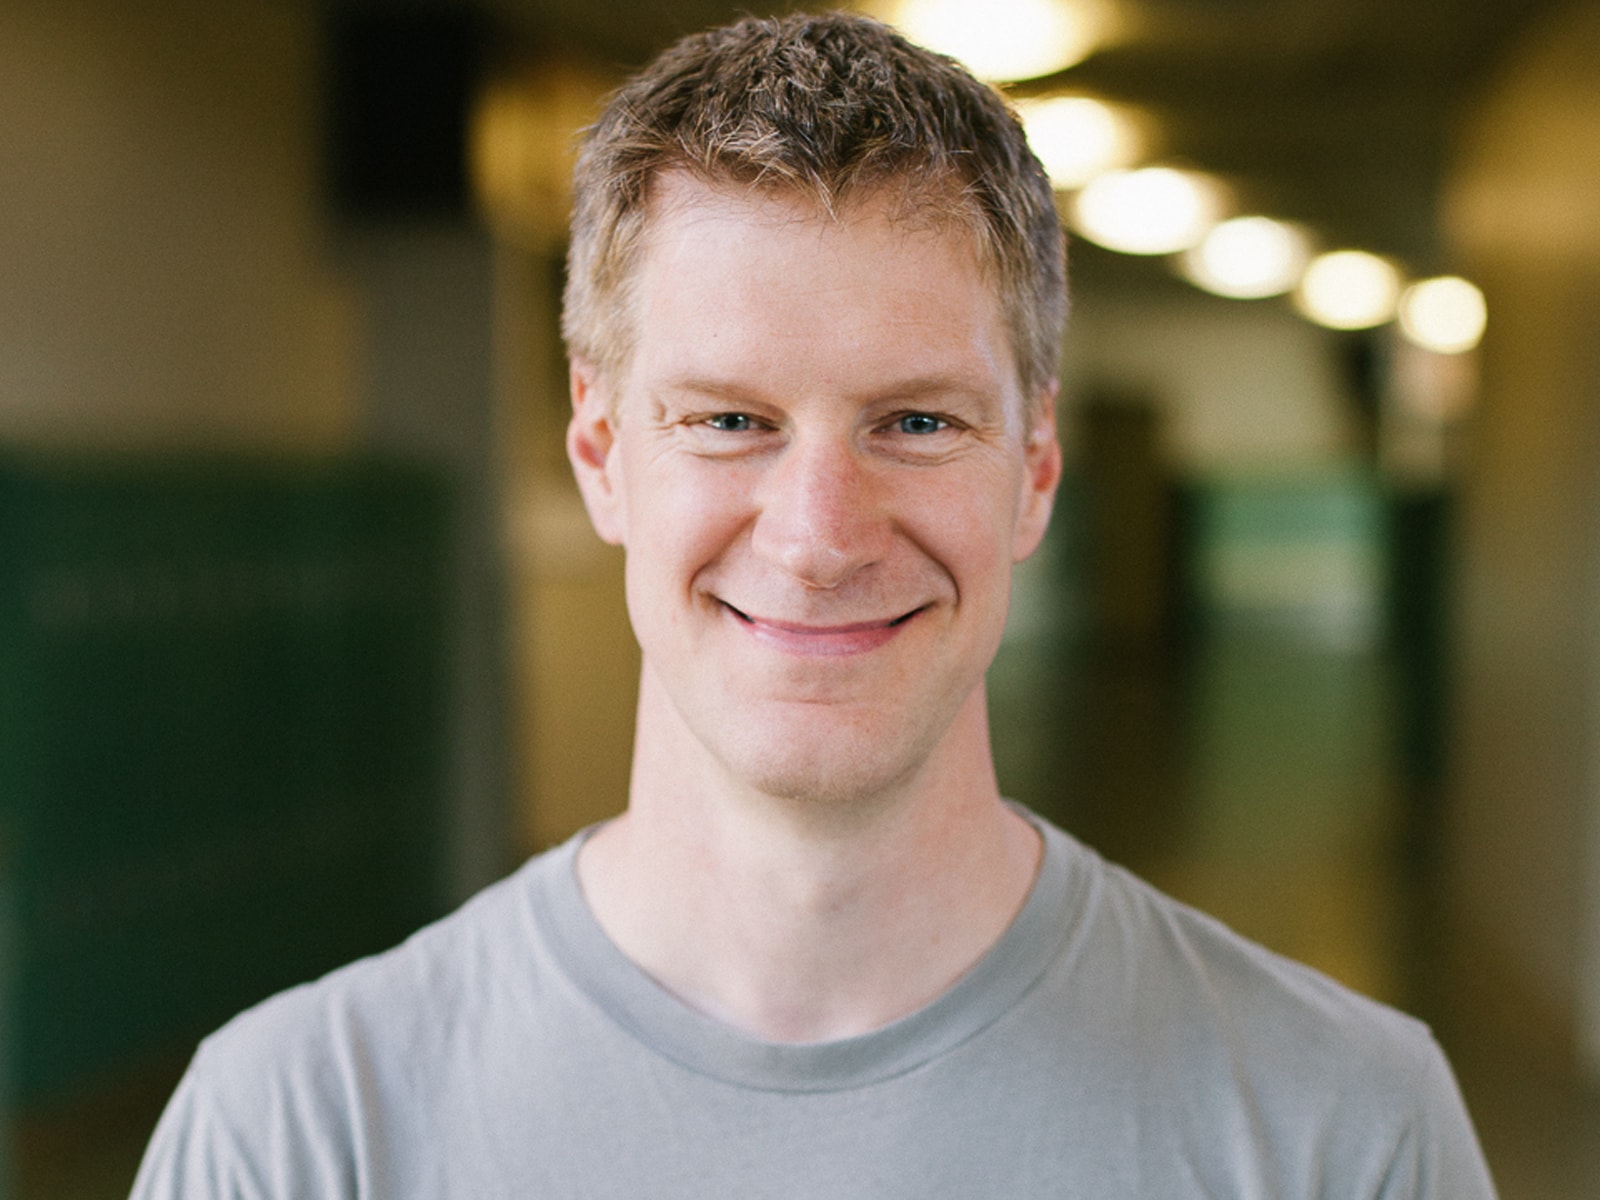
<box><xmin>896</xmin><ymin>413</ymin><xmax>947</xmax><ymax>435</ymax></box>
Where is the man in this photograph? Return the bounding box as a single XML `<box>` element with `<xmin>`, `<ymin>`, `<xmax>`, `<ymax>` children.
<box><xmin>135</xmin><ymin>12</ymin><xmax>1496</xmax><ymax>1197</ymax></box>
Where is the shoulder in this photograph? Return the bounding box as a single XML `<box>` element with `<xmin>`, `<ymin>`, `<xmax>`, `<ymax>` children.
<box><xmin>208</xmin><ymin>854</ymin><xmax>543</xmax><ymax>1067</ymax></box>
<box><xmin>1039</xmin><ymin>822</ymin><xmax>1454</xmax><ymax>1113</ymax></box>
<box><xmin>134</xmin><ymin>852</ymin><xmax>561</xmax><ymax>1196</ymax></box>
<box><xmin>1025</xmin><ymin>824</ymin><xmax>1495</xmax><ymax>1193</ymax></box>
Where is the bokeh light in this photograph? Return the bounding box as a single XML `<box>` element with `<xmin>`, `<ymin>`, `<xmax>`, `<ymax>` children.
<box><xmin>1399</xmin><ymin>276</ymin><xmax>1487</xmax><ymax>354</ymax></box>
<box><xmin>877</xmin><ymin>0</ymin><xmax>1108</xmax><ymax>81</ymax></box>
<box><xmin>1017</xmin><ymin>96</ymin><xmax>1143</xmax><ymax>190</ymax></box>
<box><xmin>1180</xmin><ymin>216</ymin><xmax>1309</xmax><ymax>299</ymax></box>
<box><xmin>1070</xmin><ymin>167</ymin><xmax>1223</xmax><ymax>255</ymax></box>
<box><xmin>1295</xmin><ymin>250</ymin><xmax>1401</xmax><ymax>330</ymax></box>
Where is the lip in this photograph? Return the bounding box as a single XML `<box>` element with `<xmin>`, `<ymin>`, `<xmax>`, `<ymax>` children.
<box><xmin>720</xmin><ymin>602</ymin><xmax>923</xmax><ymax>657</ymax></box>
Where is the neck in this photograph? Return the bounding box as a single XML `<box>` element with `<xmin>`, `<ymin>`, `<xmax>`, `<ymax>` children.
<box><xmin>576</xmin><ymin>671</ymin><xmax>1043</xmax><ymax>1043</ymax></box>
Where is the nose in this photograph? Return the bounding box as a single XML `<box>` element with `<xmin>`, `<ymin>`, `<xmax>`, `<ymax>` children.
<box><xmin>750</xmin><ymin>433</ymin><xmax>890</xmax><ymax>589</ymax></box>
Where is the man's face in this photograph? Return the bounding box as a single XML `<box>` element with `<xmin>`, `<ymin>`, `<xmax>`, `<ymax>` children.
<box><xmin>568</xmin><ymin>175</ymin><xmax>1060</xmax><ymax>804</ymax></box>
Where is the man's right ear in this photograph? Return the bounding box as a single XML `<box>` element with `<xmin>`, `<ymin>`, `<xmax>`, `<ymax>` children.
<box><xmin>566</xmin><ymin>359</ymin><xmax>626</xmax><ymax>546</ymax></box>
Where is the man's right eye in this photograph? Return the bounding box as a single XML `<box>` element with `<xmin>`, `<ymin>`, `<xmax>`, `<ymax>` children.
<box><xmin>704</xmin><ymin>413</ymin><xmax>756</xmax><ymax>432</ymax></box>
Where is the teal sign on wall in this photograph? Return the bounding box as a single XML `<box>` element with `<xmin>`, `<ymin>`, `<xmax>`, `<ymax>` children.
<box><xmin>0</xmin><ymin>459</ymin><xmax>451</xmax><ymax>1108</ymax></box>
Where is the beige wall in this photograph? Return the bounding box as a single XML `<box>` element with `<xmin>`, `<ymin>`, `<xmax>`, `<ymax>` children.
<box><xmin>478</xmin><ymin>58</ymin><xmax>639</xmax><ymax>854</ymax></box>
<box><xmin>1061</xmin><ymin>292</ymin><xmax>1361</xmax><ymax>474</ymax></box>
<box><xmin>494</xmin><ymin>244</ymin><xmax>638</xmax><ymax>854</ymax></box>
<box><xmin>0</xmin><ymin>0</ymin><xmax>355</xmax><ymax>451</ymax></box>
<box><xmin>1447</xmin><ymin>0</ymin><xmax>1600</xmax><ymax>1074</ymax></box>
<box><xmin>511</xmin><ymin>485</ymin><xmax>638</xmax><ymax>851</ymax></box>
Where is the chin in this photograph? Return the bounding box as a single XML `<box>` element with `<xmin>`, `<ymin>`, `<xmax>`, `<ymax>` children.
<box><xmin>741</xmin><ymin>760</ymin><xmax>909</xmax><ymax>810</ymax></box>
<box><xmin>719</xmin><ymin>716</ymin><xmax>941</xmax><ymax>811</ymax></box>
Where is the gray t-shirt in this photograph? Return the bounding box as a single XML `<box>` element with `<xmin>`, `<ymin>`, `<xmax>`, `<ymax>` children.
<box><xmin>132</xmin><ymin>814</ymin><xmax>1497</xmax><ymax>1198</ymax></box>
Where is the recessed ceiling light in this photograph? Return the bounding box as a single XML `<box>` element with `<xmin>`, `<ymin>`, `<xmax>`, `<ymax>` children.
<box><xmin>1399</xmin><ymin>276</ymin><xmax>1487</xmax><ymax>354</ymax></box>
<box><xmin>1180</xmin><ymin>216</ymin><xmax>1309</xmax><ymax>299</ymax></box>
<box><xmin>876</xmin><ymin>0</ymin><xmax>1109</xmax><ymax>82</ymax></box>
<box><xmin>1071</xmin><ymin>167</ymin><xmax>1224</xmax><ymax>256</ymax></box>
<box><xmin>1016</xmin><ymin>96</ymin><xmax>1143</xmax><ymax>190</ymax></box>
<box><xmin>1295</xmin><ymin>250</ymin><xmax>1401</xmax><ymax>330</ymax></box>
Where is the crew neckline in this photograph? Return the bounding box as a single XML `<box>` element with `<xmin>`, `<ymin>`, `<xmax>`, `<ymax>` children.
<box><xmin>528</xmin><ymin>809</ymin><xmax>1082</xmax><ymax>1093</ymax></box>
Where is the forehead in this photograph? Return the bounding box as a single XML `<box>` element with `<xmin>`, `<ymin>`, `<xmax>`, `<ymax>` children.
<box><xmin>636</xmin><ymin>171</ymin><xmax>992</xmax><ymax>281</ymax></box>
<box><xmin>619</xmin><ymin>174</ymin><xmax>1018</xmax><ymax>403</ymax></box>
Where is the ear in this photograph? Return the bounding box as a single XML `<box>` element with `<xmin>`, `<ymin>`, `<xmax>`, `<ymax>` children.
<box><xmin>1012</xmin><ymin>382</ymin><xmax>1063</xmax><ymax>563</ymax></box>
<box><xmin>566</xmin><ymin>358</ymin><xmax>626</xmax><ymax>546</ymax></box>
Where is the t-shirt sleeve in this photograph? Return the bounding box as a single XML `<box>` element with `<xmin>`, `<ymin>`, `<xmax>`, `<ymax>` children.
<box><xmin>129</xmin><ymin>1023</ymin><xmax>360</xmax><ymax>1200</ymax></box>
<box><xmin>1375</xmin><ymin>1036</ymin><xmax>1498</xmax><ymax>1200</ymax></box>
<box><xmin>130</xmin><ymin>1053</ymin><xmax>263</xmax><ymax>1200</ymax></box>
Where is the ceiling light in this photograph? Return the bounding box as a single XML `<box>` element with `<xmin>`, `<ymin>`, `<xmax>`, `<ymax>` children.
<box><xmin>1016</xmin><ymin>96</ymin><xmax>1142</xmax><ymax>190</ymax></box>
<box><xmin>876</xmin><ymin>0</ymin><xmax>1108</xmax><ymax>82</ymax></box>
<box><xmin>1295</xmin><ymin>250</ymin><xmax>1401</xmax><ymax>330</ymax></box>
<box><xmin>1180</xmin><ymin>216</ymin><xmax>1309</xmax><ymax>299</ymax></box>
<box><xmin>1070</xmin><ymin>167</ymin><xmax>1223</xmax><ymax>256</ymax></box>
<box><xmin>1398</xmin><ymin>276</ymin><xmax>1487</xmax><ymax>354</ymax></box>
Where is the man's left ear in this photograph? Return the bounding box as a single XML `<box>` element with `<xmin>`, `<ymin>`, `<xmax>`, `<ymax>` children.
<box><xmin>1013</xmin><ymin>384</ymin><xmax>1063</xmax><ymax>563</ymax></box>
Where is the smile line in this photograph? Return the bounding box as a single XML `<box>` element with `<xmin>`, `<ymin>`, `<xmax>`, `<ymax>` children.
<box><xmin>719</xmin><ymin>602</ymin><xmax>926</xmax><ymax>633</ymax></box>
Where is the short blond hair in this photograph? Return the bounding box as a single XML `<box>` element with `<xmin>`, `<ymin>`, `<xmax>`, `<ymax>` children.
<box><xmin>561</xmin><ymin>12</ymin><xmax>1067</xmax><ymax>408</ymax></box>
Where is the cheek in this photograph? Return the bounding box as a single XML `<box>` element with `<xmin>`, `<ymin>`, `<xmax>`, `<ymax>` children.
<box><xmin>907</xmin><ymin>477</ymin><xmax>1021</xmax><ymax>598</ymax></box>
<box><xmin>621</xmin><ymin>457</ymin><xmax>754</xmax><ymax>586</ymax></box>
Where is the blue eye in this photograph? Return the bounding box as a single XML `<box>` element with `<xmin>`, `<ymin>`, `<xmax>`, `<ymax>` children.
<box><xmin>706</xmin><ymin>413</ymin><xmax>755</xmax><ymax>432</ymax></box>
<box><xmin>897</xmin><ymin>413</ymin><xmax>946</xmax><ymax>435</ymax></box>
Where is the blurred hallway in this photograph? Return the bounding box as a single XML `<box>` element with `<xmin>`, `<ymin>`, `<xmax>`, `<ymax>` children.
<box><xmin>7</xmin><ymin>0</ymin><xmax>1600</xmax><ymax>1193</ymax></box>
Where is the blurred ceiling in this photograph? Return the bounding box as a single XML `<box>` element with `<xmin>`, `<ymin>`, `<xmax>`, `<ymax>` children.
<box><xmin>472</xmin><ymin>0</ymin><xmax>1563</xmax><ymax>272</ymax></box>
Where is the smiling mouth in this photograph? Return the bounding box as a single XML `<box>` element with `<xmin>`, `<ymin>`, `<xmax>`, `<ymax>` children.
<box><xmin>719</xmin><ymin>601</ymin><xmax>926</xmax><ymax>655</ymax></box>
